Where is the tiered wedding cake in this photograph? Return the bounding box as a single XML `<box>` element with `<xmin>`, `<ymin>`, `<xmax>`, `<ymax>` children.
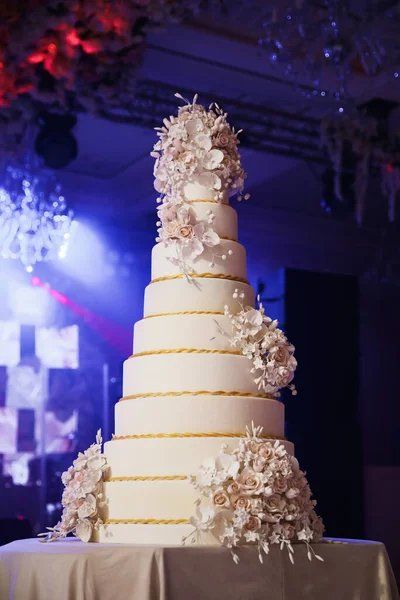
<box><xmin>98</xmin><ymin>95</ymin><xmax>298</xmax><ymax>545</ymax></box>
<box><xmin>43</xmin><ymin>95</ymin><xmax>323</xmax><ymax>558</ymax></box>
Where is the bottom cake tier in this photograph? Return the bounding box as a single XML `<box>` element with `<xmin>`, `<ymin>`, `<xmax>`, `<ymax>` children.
<box><xmin>97</xmin><ymin>436</ymin><xmax>295</xmax><ymax>545</ymax></box>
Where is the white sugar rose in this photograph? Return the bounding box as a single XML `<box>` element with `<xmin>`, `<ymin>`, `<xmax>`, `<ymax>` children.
<box><xmin>164</xmin><ymin>220</ymin><xmax>180</xmax><ymax>238</ymax></box>
<box><xmin>258</xmin><ymin>444</ymin><xmax>274</xmax><ymax>461</ymax></box>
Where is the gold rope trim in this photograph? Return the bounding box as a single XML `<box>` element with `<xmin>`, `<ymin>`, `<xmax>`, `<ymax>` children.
<box><xmin>129</xmin><ymin>348</ymin><xmax>240</xmax><ymax>358</ymax></box>
<box><xmin>220</xmin><ymin>235</ymin><xmax>237</xmax><ymax>242</ymax></box>
<box><xmin>144</xmin><ymin>311</ymin><xmax>224</xmax><ymax>319</ymax></box>
<box><xmin>150</xmin><ymin>273</ymin><xmax>249</xmax><ymax>285</ymax></box>
<box><xmin>112</xmin><ymin>432</ymin><xmax>286</xmax><ymax>441</ymax></box>
<box><xmin>105</xmin><ymin>519</ymin><xmax>190</xmax><ymax>525</ymax></box>
<box><xmin>119</xmin><ymin>390</ymin><xmax>274</xmax><ymax>401</ymax></box>
<box><xmin>188</xmin><ymin>199</ymin><xmax>219</xmax><ymax>203</ymax></box>
<box><xmin>104</xmin><ymin>475</ymin><xmax>188</xmax><ymax>482</ymax></box>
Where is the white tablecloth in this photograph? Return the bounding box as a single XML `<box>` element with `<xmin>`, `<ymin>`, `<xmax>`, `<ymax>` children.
<box><xmin>0</xmin><ymin>537</ymin><xmax>398</xmax><ymax>600</ymax></box>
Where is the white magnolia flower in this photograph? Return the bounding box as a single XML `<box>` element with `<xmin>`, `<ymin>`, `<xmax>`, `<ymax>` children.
<box><xmin>77</xmin><ymin>494</ymin><xmax>97</xmax><ymax>520</ymax></box>
<box><xmin>190</xmin><ymin>505</ymin><xmax>216</xmax><ymax>532</ymax></box>
<box><xmin>76</xmin><ymin>519</ymin><xmax>93</xmax><ymax>543</ymax></box>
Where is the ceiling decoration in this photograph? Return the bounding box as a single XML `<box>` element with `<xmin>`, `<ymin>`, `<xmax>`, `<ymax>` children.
<box><xmin>259</xmin><ymin>1</ymin><xmax>400</xmax><ymax>108</ymax></box>
<box><xmin>0</xmin><ymin>0</ymin><xmax>199</xmax><ymax>149</ymax></box>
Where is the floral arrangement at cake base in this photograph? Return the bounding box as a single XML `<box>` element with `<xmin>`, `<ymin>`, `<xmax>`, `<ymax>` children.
<box><xmin>184</xmin><ymin>424</ymin><xmax>324</xmax><ymax>564</ymax></box>
<box><xmin>38</xmin><ymin>430</ymin><xmax>108</xmax><ymax>543</ymax></box>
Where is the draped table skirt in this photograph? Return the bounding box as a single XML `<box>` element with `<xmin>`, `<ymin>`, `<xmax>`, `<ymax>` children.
<box><xmin>0</xmin><ymin>537</ymin><xmax>398</xmax><ymax>600</ymax></box>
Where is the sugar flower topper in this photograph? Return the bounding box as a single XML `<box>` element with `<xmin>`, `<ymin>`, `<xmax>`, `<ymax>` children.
<box><xmin>184</xmin><ymin>423</ymin><xmax>324</xmax><ymax>564</ymax></box>
<box><xmin>151</xmin><ymin>93</ymin><xmax>248</xmax><ymax>203</ymax></box>
<box><xmin>218</xmin><ymin>292</ymin><xmax>297</xmax><ymax>397</ymax></box>
<box><xmin>38</xmin><ymin>430</ymin><xmax>107</xmax><ymax>543</ymax></box>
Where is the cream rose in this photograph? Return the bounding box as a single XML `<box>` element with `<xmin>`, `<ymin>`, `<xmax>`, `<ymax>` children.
<box><xmin>258</xmin><ymin>444</ymin><xmax>274</xmax><ymax>461</ymax></box>
<box><xmin>213</xmin><ymin>490</ymin><xmax>230</xmax><ymax>508</ymax></box>
<box><xmin>178</xmin><ymin>225</ymin><xmax>194</xmax><ymax>239</ymax></box>
<box><xmin>244</xmin><ymin>515</ymin><xmax>261</xmax><ymax>532</ymax></box>
<box><xmin>164</xmin><ymin>220</ymin><xmax>179</xmax><ymax>238</ymax></box>
<box><xmin>238</xmin><ymin>468</ymin><xmax>264</xmax><ymax>495</ymax></box>
<box><xmin>231</xmin><ymin>494</ymin><xmax>251</xmax><ymax>511</ymax></box>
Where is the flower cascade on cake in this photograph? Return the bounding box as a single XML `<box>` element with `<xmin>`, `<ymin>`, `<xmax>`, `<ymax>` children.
<box><xmin>38</xmin><ymin>430</ymin><xmax>108</xmax><ymax>543</ymax></box>
<box><xmin>152</xmin><ymin>93</ymin><xmax>249</xmax><ymax>275</ymax></box>
<box><xmin>218</xmin><ymin>291</ymin><xmax>297</xmax><ymax>397</ymax></box>
<box><xmin>184</xmin><ymin>423</ymin><xmax>324</xmax><ymax>564</ymax></box>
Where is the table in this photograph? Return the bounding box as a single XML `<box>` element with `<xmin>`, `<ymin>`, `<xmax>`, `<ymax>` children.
<box><xmin>0</xmin><ymin>537</ymin><xmax>398</xmax><ymax>600</ymax></box>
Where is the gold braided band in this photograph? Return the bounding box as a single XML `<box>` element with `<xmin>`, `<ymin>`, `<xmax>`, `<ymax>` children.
<box><xmin>144</xmin><ymin>310</ymin><xmax>224</xmax><ymax>319</ymax></box>
<box><xmin>105</xmin><ymin>519</ymin><xmax>190</xmax><ymax>525</ymax></box>
<box><xmin>119</xmin><ymin>390</ymin><xmax>275</xmax><ymax>401</ymax></box>
<box><xmin>129</xmin><ymin>348</ymin><xmax>240</xmax><ymax>359</ymax></box>
<box><xmin>104</xmin><ymin>475</ymin><xmax>189</xmax><ymax>482</ymax></box>
<box><xmin>188</xmin><ymin>198</ymin><xmax>219</xmax><ymax>203</ymax></box>
<box><xmin>220</xmin><ymin>235</ymin><xmax>237</xmax><ymax>242</ymax></box>
<box><xmin>112</xmin><ymin>431</ymin><xmax>286</xmax><ymax>441</ymax></box>
<box><xmin>150</xmin><ymin>273</ymin><xmax>249</xmax><ymax>285</ymax></box>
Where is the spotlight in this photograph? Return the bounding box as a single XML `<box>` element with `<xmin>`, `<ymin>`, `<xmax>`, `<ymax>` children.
<box><xmin>35</xmin><ymin>112</ymin><xmax>78</xmax><ymax>169</ymax></box>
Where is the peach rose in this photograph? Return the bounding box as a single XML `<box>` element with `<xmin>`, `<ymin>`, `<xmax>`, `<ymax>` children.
<box><xmin>213</xmin><ymin>491</ymin><xmax>230</xmax><ymax>508</ymax></box>
<box><xmin>231</xmin><ymin>494</ymin><xmax>251</xmax><ymax>511</ymax></box>
<box><xmin>178</xmin><ymin>225</ymin><xmax>193</xmax><ymax>239</ymax></box>
<box><xmin>245</xmin><ymin>516</ymin><xmax>261</xmax><ymax>532</ymax></box>
<box><xmin>227</xmin><ymin>481</ymin><xmax>241</xmax><ymax>494</ymax></box>
<box><xmin>164</xmin><ymin>220</ymin><xmax>179</xmax><ymax>238</ymax></box>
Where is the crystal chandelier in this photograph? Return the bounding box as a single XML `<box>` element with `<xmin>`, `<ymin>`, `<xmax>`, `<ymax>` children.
<box><xmin>260</xmin><ymin>1</ymin><xmax>400</xmax><ymax>107</ymax></box>
<box><xmin>0</xmin><ymin>161</ymin><xmax>73</xmax><ymax>272</ymax></box>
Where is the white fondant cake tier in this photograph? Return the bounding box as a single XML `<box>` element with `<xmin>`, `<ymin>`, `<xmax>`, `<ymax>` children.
<box><xmin>187</xmin><ymin>201</ymin><xmax>238</xmax><ymax>240</ymax></box>
<box><xmin>133</xmin><ymin>313</ymin><xmax>233</xmax><ymax>353</ymax></box>
<box><xmin>104</xmin><ymin>437</ymin><xmax>294</xmax><ymax>478</ymax></box>
<box><xmin>143</xmin><ymin>277</ymin><xmax>254</xmax><ymax>317</ymax></box>
<box><xmin>102</xmin><ymin>480</ymin><xmax>199</xmax><ymax>520</ymax></box>
<box><xmin>184</xmin><ymin>182</ymin><xmax>229</xmax><ymax>203</ymax></box>
<box><xmin>97</xmin><ymin>523</ymin><xmax>218</xmax><ymax>546</ymax></box>
<box><xmin>122</xmin><ymin>353</ymin><xmax>260</xmax><ymax>397</ymax></box>
<box><xmin>115</xmin><ymin>395</ymin><xmax>284</xmax><ymax>438</ymax></box>
<box><xmin>151</xmin><ymin>240</ymin><xmax>246</xmax><ymax>281</ymax></box>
